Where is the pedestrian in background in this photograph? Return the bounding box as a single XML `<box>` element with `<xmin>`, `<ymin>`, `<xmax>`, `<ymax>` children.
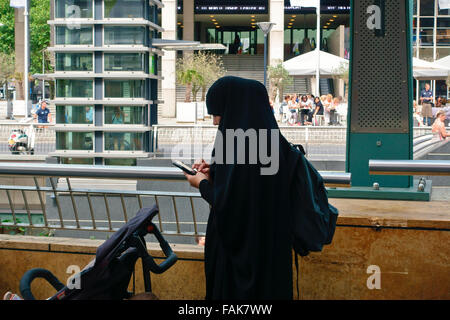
<box><xmin>420</xmin><ymin>83</ymin><xmax>434</xmax><ymax>126</ymax></box>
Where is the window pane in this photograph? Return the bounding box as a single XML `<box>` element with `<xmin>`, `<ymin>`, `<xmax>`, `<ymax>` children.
<box><xmin>437</xmin><ymin>18</ymin><xmax>450</xmax><ymax>45</ymax></box>
<box><xmin>56</xmin><ymin>26</ymin><xmax>93</xmax><ymax>45</ymax></box>
<box><xmin>419</xmin><ymin>48</ymin><xmax>434</xmax><ymax>60</ymax></box>
<box><xmin>56</xmin><ymin>80</ymin><xmax>93</xmax><ymax>98</ymax></box>
<box><xmin>104</xmin><ymin>158</ymin><xmax>137</xmax><ymax>166</ymax></box>
<box><xmin>60</xmin><ymin>157</ymin><xmax>94</xmax><ymax>165</ymax></box>
<box><xmin>437</xmin><ymin>48</ymin><xmax>450</xmax><ymax>59</ymax></box>
<box><xmin>55</xmin><ymin>0</ymin><xmax>93</xmax><ymax>18</ymax></box>
<box><xmin>104</xmin><ymin>53</ymin><xmax>143</xmax><ymax>71</ymax></box>
<box><xmin>104</xmin><ymin>132</ymin><xmax>144</xmax><ymax>151</ymax></box>
<box><xmin>436</xmin><ymin>80</ymin><xmax>448</xmax><ymax>97</ymax></box>
<box><xmin>104</xmin><ymin>106</ymin><xmax>144</xmax><ymax>124</ymax></box>
<box><xmin>104</xmin><ymin>80</ymin><xmax>144</xmax><ymax>98</ymax></box>
<box><xmin>56</xmin><ymin>132</ymin><xmax>94</xmax><ymax>150</ymax></box>
<box><xmin>57</xmin><ymin>105</ymin><xmax>94</xmax><ymax>124</ymax></box>
<box><xmin>104</xmin><ymin>0</ymin><xmax>145</xmax><ymax>18</ymax></box>
<box><xmin>56</xmin><ymin>53</ymin><xmax>93</xmax><ymax>71</ymax></box>
<box><xmin>149</xmin><ymin>54</ymin><xmax>156</xmax><ymax>74</ymax></box>
<box><xmin>420</xmin><ymin>0</ymin><xmax>434</xmax><ymax>16</ymax></box>
<box><xmin>104</xmin><ymin>26</ymin><xmax>145</xmax><ymax>45</ymax></box>
<box><xmin>418</xmin><ymin>28</ymin><xmax>434</xmax><ymax>46</ymax></box>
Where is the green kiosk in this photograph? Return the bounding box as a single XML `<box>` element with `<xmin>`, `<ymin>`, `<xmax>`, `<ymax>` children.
<box><xmin>343</xmin><ymin>0</ymin><xmax>431</xmax><ymax>200</ymax></box>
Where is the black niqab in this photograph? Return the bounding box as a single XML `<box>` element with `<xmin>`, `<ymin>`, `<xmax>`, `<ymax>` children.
<box><xmin>203</xmin><ymin>76</ymin><xmax>299</xmax><ymax>300</ymax></box>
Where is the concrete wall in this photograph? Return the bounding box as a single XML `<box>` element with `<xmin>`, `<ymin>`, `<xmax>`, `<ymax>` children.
<box><xmin>1</xmin><ymin>197</ymin><xmax>448</xmax><ymax>300</ymax></box>
<box><xmin>328</xmin><ymin>26</ymin><xmax>346</xmax><ymax>99</ymax></box>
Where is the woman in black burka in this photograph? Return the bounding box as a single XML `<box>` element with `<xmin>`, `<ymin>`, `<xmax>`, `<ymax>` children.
<box><xmin>184</xmin><ymin>76</ymin><xmax>299</xmax><ymax>300</ymax></box>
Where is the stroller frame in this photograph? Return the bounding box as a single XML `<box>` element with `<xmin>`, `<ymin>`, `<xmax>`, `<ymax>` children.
<box><xmin>19</xmin><ymin>205</ymin><xmax>177</xmax><ymax>300</ymax></box>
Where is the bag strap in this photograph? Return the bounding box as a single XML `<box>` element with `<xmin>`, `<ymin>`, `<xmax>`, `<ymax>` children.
<box><xmin>294</xmin><ymin>251</ymin><xmax>300</xmax><ymax>299</ymax></box>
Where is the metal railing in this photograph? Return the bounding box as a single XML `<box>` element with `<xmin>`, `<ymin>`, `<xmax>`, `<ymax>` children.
<box><xmin>0</xmin><ymin>123</ymin><xmax>436</xmax><ymax>158</ymax></box>
<box><xmin>0</xmin><ymin>121</ymin><xmax>55</xmax><ymax>155</ymax></box>
<box><xmin>0</xmin><ymin>163</ymin><xmax>351</xmax><ymax>238</ymax></box>
<box><xmin>369</xmin><ymin>159</ymin><xmax>450</xmax><ymax>176</ymax></box>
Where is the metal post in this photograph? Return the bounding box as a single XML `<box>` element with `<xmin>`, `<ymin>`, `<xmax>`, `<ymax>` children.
<box><xmin>42</xmin><ymin>50</ymin><xmax>45</xmax><ymax>101</ymax></box>
<box><xmin>24</xmin><ymin>0</ymin><xmax>30</xmax><ymax>117</ymax></box>
<box><xmin>264</xmin><ymin>34</ymin><xmax>268</xmax><ymax>88</ymax></box>
<box><xmin>316</xmin><ymin>1</ymin><xmax>321</xmax><ymax>97</ymax></box>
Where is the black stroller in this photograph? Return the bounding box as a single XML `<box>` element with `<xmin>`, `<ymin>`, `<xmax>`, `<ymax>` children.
<box><xmin>19</xmin><ymin>205</ymin><xmax>177</xmax><ymax>300</ymax></box>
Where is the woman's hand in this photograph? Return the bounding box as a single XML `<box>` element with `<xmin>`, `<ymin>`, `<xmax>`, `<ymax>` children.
<box><xmin>184</xmin><ymin>171</ymin><xmax>209</xmax><ymax>189</ymax></box>
<box><xmin>192</xmin><ymin>159</ymin><xmax>211</xmax><ymax>181</ymax></box>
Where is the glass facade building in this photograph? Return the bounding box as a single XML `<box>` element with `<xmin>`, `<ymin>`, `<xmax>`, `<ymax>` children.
<box><xmin>413</xmin><ymin>0</ymin><xmax>450</xmax><ymax>98</ymax></box>
<box><xmin>48</xmin><ymin>0</ymin><xmax>163</xmax><ymax>165</ymax></box>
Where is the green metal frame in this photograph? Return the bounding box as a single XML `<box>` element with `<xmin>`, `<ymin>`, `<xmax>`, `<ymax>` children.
<box><xmin>345</xmin><ymin>0</ymin><xmax>418</xmax><ymax>194</ymax></box>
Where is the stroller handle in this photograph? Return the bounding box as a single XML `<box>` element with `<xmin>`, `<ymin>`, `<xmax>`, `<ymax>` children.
<box><xmin>141</xmin><ymin>224</ymin><xmax>178</xmax><ymax>274</ymax></box>
<box><xmin>20</xmin><ymin>268</ymin><xmax>65</xmax><ymax>300</ymax></box>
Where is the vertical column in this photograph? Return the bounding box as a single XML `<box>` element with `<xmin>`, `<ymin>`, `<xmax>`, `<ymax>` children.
<box><xmin>14</xmin><ymin>8</ymin><xmax>25</xmax><ymax>101</ymax></box>
<box><xmin>161</xmin><ymin>0</ymin><xmax>177</xmax><ymax>118</ymax></box>
<box><xmin>269</xmin><ymin>0</ymin><xmax>284</xmax><ymax>66</ymax></box>
<box><xmin>432</xmin><ymin>0</ymin><xmax>438</xmax><ymax>99</ymax></box>
<box><xmin>183</xmin><ymin>0</ymin><xmax>195</xmax><ymax>42</ymax></box>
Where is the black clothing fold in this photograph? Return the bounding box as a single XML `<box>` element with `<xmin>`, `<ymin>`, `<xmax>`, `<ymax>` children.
<box><xmin>199</xmin><ymin>179</ymin><xmax>214</xmax><ymax>206</ymax></box>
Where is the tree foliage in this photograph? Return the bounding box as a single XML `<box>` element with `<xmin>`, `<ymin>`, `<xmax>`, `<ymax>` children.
<box><xmin>0</xmin><ymin>52</ymin><xmax>15</xmax><ymax>98</ymax></box>
<box><xmin>268</xmin><ymin>60</ymin><xmax>293</xmax><ymax>103</ymax></box>
<box><xmin>176</xmin><ymin>52</ymin><xmax>226</xmax><ymax>103</ymax></box>
<box><xmin>0</xmin><ymin>0</ymin><xmax>51</xmax><ymax>75</ymax></box>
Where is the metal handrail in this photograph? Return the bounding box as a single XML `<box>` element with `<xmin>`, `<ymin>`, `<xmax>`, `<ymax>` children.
<box><xmin>0</xmin><ymin>163</ymin><xmax>351</xmax><ymax>187</ymax></box>
<box><xmin>0</xmin><ymin>163</ymin><xmax>350</xmax><ymax>238</ymax></box>
<box><xmin>413</xmin><ymin>134</ymin><xmax>433</xmax><ymax>147</ymax></box>
<box><xmin>369</xmin><ymin>159</ymin><xmax>450</xmax><ymax>176</ymax></box>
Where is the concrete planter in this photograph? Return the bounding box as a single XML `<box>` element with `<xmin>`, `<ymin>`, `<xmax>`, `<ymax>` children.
<box><xmin>197</xmin><ymin>101</ymin><xmax>206</xmax><ymax>120</ymax></box>
<box><xmin>176</xmin><ymin>102</ymin><xmax>196</xmax><ymax>123</ymax></box>
<box><xmin>177</xmin><ymin>102</ymin><xmax>207</xmax><ymax>122</ymax></box>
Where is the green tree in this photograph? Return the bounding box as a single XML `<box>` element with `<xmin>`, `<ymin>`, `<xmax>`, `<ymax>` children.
<box><xmin>176</xmin><ymin>54</ymin><xmax>202</xmax><ymax>103</ymax></box>
<box><xmin>195</xmin><ymin>52</ymin><xmax>226</xmax><ymax>102</ymax></box>
<box><xmin>332</xmin><ymin>62</ymin><xmax>349</xmax><ymax>101</ymax></box>
<box><xmin>29</xmin><ymin>0</ymin><xmax>51</xmax><ymax>75</ymax></box>
<box><xmin>0</xmin><ymin>52</ymin><xmax>15</xmax><ymax>100</ymax></box>
<box><xmin>176</xmin><ymin>52</ymin><xmax>226</xmax><ymax>103</ymax></box>
<box><xmin>0</xmin><ymin>0</ymin><xmax>51</xmax><ymax>75</ymax></box>
<box><xmin>268</xmin><ymin>60</ymin><xmax>293</xmax><ymax>103</ymax></box>
<box><xmin>0</xmin><ymin>0</ymin><xmax>15</xmax><ymax>53</ymax></box>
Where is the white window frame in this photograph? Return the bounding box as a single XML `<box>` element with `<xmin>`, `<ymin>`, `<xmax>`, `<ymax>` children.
<box><xmin>102</xmin><ymin>105</ymin><xmax>146</xmax><ymax>126</ymax></box>
<box><xmin>102</xmin><ymin>0</ymin><xmax>146</xmax><ymax>20</ymax></box>
<box><xmin>103</xmin><ymin>131</ymin><xmax>145</xmax><ymax>153</ymax></box>
<box><xmin>55</xmin><ymin>79</ymin><xmax>95</xmax><ymax>99</ymax></box>
<box><xmin>55</xmin><ymin>105</ymin><xmax>95</xmax><ymax>126</ymax></box>
<box><xmin>102</xmin><ymin>52</ymin><xmax>145</xmax><ymax>73</ymax></box>
<box><xmin>54</xmin><ymin>0</ymin><xmax>95</xmax><ymax>20</ymax></box>
<box><xmin>102</xmin><ymin>25</ymin><xmax>146</xmax><ymax>47</ymax></box>
<box><xmin>55</xmin><ymin>25</ymin><xmax>95</xmax><ymax>46</ymax></box>
<box><xmin>55</xmin><ymin>131</ymin><xmax>96</xmax><ymax>152</ymax></box>
<box><xmin>55</xmin><ymin>52</ymin><xmax>95</xmax><ymax>73</ymax></box>
<box><xmin>102</xmin><ymin>79</ymin><xmax>146</xmax><ymax>101</ymax></box>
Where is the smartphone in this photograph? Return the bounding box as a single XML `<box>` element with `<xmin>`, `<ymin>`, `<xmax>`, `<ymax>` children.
<box><xmin>172</xmin><ymin>160</ymin><xmax>197</xmax><ymax>175</ymax></box>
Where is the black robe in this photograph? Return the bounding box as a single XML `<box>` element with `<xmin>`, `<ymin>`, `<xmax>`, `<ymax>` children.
<box><xmin>200</xmin><ymin>76</ymin><xmax>299</xmax><ymax>300</ymax></box>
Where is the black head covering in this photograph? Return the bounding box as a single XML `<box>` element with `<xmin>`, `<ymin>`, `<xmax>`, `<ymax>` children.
<box><xmin>204</xmin><ymin>76</ymin><xmax>298</xmax><ymax>300</ymax></box>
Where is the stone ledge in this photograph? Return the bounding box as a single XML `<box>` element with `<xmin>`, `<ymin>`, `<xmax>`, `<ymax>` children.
<box><xmin>330</xmin><ymin>198</ymin><xmax>450</xmax><ymax>230</ymax></box>
<box><xmin>0</xmin><ymin>234</ymin><xmax>204</xmax><ymax>260</ymax></box>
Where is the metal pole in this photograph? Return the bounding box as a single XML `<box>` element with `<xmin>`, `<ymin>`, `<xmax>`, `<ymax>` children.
<box><xmin>42</xmin><ymin>50</ymin><xmax>45</xmax><ymax>101</ymax></box>
<box><xmin>264</xmin><ymin>34</ymin><xmax>268</xmax><ymax>88</ymax></box>
<box><xmin>316</xmin><ymin>1</ymin><xmax>321</xmax><ymax>97</ymax></box>
<box><xmin>24</xmin><ymin>0</ymin><xmax>30</xmax><ymax>117</ymax></box>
